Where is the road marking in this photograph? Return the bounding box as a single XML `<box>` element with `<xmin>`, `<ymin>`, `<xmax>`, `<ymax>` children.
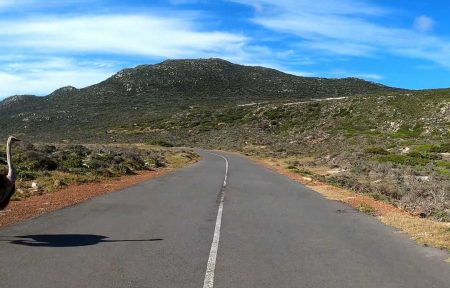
<box><xmin>203</xmin><ymin>153</ymin><xmax>229</xmax><ymax>288</ymax></box>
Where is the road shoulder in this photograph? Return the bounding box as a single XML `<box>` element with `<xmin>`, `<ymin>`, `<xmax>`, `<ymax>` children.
<box><xmin>254</xmin><ymin>156</ymin><xmax>450</xmax><ymax>256</ymax></box>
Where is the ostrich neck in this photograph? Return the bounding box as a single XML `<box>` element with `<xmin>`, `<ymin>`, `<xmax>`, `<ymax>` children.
<box><xmin>6</xmin><ymin>140</ymin><xmax>16</xmax><ymax>182</ymax></box>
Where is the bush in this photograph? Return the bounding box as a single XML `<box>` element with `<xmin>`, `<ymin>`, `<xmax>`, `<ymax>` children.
<box><xmin>39</xmin><ymin>145</ymin><xmax>57</xmax><ymax>154</ymax></box>
<box><xmin>16</xmin><ymin>151</ymin><xmax>58</xmax><ymax>171</ymax></box>
<box><xmin>358</xmin><ymin>203</ymin><xmax>375</xmax><ymax>214</ymax></box>
<box><xmin>374</xmin><ymin>154</ymin><xmax>429</xmax><ymax>166</ymax></box>
<box><xmin>68</xmin><ymin>145</ymin><xmax>91</xmax><ymax>156</ymax></box>
<box><xmin>17</xmin><ymin>170</ymin><xmax>38</xmax><ymax>180</ymax></box>
<box><xmin>407</xmin><ymin>151</ymin><xmax>441</xmax><ymax>160</ymax></box>
<box><xmin>394</xmin><ymin>125</ymin><xmax>423</xmax><ymax>138</ymax></box>
<box><xmin>152</xmin><ymin>140</ymin><xmax>174</xmax><ymax>147</ymax></box>
<box><xmin>327</xmin><ymin>175</ymin><xmax>367</xmax><ymax>192</ymax></box>
<box><xmin>61</xmin><ymin>157</ymin><xmax>84</xmax><ymax>169</ymax></box>
<box><xmin>429</xmin><ymin>143</ymin><xmax>450</xmax><ymax>153</ymax></box>
<box><xmin>431</xmin><ymin>210</ymin><xmax>450</xmax><ymax>222</ymax></box>
<box><xmin>365</xmin><ymin>147</ymin><xmax>389</xmax><ymax>155</ymax></box>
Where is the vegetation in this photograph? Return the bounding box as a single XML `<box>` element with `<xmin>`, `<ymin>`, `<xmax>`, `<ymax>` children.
<box><xmin>0</xmin><ymin>58</ymin><xmax>449</xmax><ymax>221</ymax></box>
<box><xmin>0</xmin><ymin>143</ymin><xmax>198</xmax><ymax>200</ymax></box>
<box><xmin>0</xmin><ymin>58</ymin><xmax>395</xmax><ymax>142</ymax></box>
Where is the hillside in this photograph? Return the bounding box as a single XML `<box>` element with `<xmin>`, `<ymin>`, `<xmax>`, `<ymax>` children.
<box><xmin>4</xmin><ymin>58</ymin><xmax>450</xmax><ymax>220</ymax></box>
<box><xmin>91</xmin><ymin>86</ymin><xmax>450</xmax><ymax>221</ymax></box>
<box><xmin>0</xmin><ymin>58</ymin><xmax>396</xmax><ymax>141</ymax></box>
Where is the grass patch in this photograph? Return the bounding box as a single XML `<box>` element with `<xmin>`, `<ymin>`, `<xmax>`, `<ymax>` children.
<box><xmin>380</xmin><ymin>213</ymin><xmax>450</xmax><ymax>251</ymax></box>
<box><xmin>365</xmin><ymin>147</ymin><xmax>389</xmax><ymax>155</ymax></box>
<box><xmin>415</xmin><ymin>144</ymin><xmax>437</xmax><ymax>153</ymax></box>
<box><xmin>374</xmin><ymin>154</ymin><xmax>430</xmax><ymax>166</ymax></box>
<box><xmin>358</xmin><ymin>202</ymin><xmax>376</xmax><ymax>214</ymax></box>
<box><xmin>437</xmin><ymin>161</ymin><xmax>450</xmax><ymax>169</ymax></box>
<box><xmin>393</xmin><ymin>125</ymin><xmax>423</xmax><ymax>138</ymax></box>
<box><xmin>430</xmin><ymin>143</ymin><xmax>450</xmax><ymax>153</ymax></box>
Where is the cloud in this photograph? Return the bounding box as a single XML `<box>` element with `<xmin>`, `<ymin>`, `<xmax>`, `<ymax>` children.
<box><xmin>240</xmin><ymin>61</ymin><xmax>316</xmax><ymax>76</ymax></box>
<box><xmin>0</xmin><ymin>0</ymin><xmax>19</xmax><ymax>9</ymax></box>
<box><xmin>413</xmin><ymin>15</ymin><xmax>434</xmax><ymax>33</ymax></box>
<box><xmin>0</xmin><ymin>13</ymin><xmax>254</xmax><ymax>98</ymax></box>
<box><xmin>231</xmin><ymin>0</ymin><xmax>388</xmax><ymax>16</ymax></box>
<box><xmin>0</xmin><ymin>57</ymin><xmax>117</xmax><ymax>97</ymax></box>
<box><xmin>0</xmin><ymin>14</ymin><xmax>247</xmax><ymax>58</ymax></box>
<box><xmin>328</xmin><ymin>68</ymin><xmax>383</xmax><ymax>81</ymax></box>
<box><xmin>233</xmin><ymin>0</ymin><xmax>450</xmax><ymax>68</ymax></box>
<box><xmin>355</xmin><ymin>73</ymin><xmax>383</xmax><ymax>81</ymax></box>
<box><xmin>0</xmin><ymin>0</ymin><xmax>94</xmax><ymax>11</ymax></box>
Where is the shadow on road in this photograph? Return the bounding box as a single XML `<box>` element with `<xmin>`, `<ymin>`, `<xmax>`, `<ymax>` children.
<box><xmin>0</xmin><ymin>234</ymin><xmax>163</xmax><ymax>247</ymax></box>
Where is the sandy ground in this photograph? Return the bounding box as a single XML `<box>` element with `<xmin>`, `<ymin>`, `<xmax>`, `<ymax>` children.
<box><xmin>0</xmin><ymin>169</ymin><xmax>172</xmax><ymax>228</ymax></box>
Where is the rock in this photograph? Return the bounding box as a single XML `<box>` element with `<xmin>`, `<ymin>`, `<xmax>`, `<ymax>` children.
<box><xmin>31</xmin><ymin>181</ymin><xmax>39</xmax><ymax>191</ymax></box>
<box><xmin>400</xmin><ymin>147</ymin><xmax>410</xmax><ymax>154</ymax></box>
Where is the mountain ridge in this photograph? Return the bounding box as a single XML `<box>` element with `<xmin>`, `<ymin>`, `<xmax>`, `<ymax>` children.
<box><xmin>1</xmin><ymin>58</ymin><xmax>395</xmax><ymax>103</ymax></box>
<box><xmin>0</xmin><ymin>58</ymin><xmax>399</xmax><ymax>141</ymax></box>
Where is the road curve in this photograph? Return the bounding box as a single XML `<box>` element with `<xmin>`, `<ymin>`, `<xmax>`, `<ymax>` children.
<box><xmin>0</xmin><ymin>151</ymin><xmax>448</xmax><ymax>288</ymax></box>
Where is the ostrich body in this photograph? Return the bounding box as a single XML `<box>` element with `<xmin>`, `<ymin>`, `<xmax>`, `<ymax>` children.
<box><xmin>0</xmin><ymin>136</ymin><xmax>20</xmax><ymax>209</ymax></box>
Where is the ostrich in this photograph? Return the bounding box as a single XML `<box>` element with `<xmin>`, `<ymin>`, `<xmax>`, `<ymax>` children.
<box><xmin>0</xmin><ymin>136</ymin><xmax>20</xmax><ymax>209</ymax></box>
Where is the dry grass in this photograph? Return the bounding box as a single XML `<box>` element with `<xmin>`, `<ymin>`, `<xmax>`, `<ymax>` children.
<box><xmin>87</xmin><ymin>143</ymin><xmax>200</xmax><ymax>169</ymax></box>
<box><xmin>165</xmin><ymin>151</ymin><xmax>200</xmax><ymax>168</ymax></box>
<box><xmin>256</xmin><ymin>157</ymin><xmax>450</xmax><ymax>252</ymax></box>
<box><xmin>5</xmin><ymin>143</ymin><xmax>199</xmax><ymax>201</ymax></box>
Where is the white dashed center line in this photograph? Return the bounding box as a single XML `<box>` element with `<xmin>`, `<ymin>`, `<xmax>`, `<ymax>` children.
<box><xmin>203</xmin><ymin>153</ymin><xmax>229</xmax><ymax>288</ymax></box>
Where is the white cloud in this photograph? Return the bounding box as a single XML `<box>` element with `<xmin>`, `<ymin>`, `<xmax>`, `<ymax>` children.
<box><xmin>0</xmin><ymin>15</ymin><xmax>247</xmax><ymax>58</ymax></box>
<box><xmin>234</xmin><ymin>0</ymin><xmax>450</xmax><ymax>68</ymax></box>
<box><xmin>0</xmin><ymin>57</ymin><xmax>118</xmax><ymax>98</ymax></box>
<box><xmin>0</xmin><ymin>12</ymin><xmax>316</xmax><ymax>98</ymax></box>
<box><xmin>0</xmin><ymin>0</ymin><xmax>18</xmax><ymax>9</ymax></box>
<box><xmin>231</xmin><ymin>0</ymin><xmax>388</xmax><ymax>16</ymax></box>
<box><xmin>0</xmin><ymin>13</ymin><xmax>255</xmax><ymax>98</ymax></box>
<box><xmin>355</xmin><ymin>73</ymin><xmax>383</xmax><ymax>81</ymax></box>
<box><xmin>240</xmin><ymin>61</ymin><xmax>316</xmax><ymax>76</ymax></box>
<box><xmin>0</xmin><ymin>0</ymin><xmax>94</xmax><ymax>11</ymax></box>
<box><xmin>328</xmin><ymin>69</ymin><xmax>383</xmax><ymax>81</ymax></box>
<box><xmin>413</xmin><ymin>15</ymin><xmax>434</xmax><ymax>33</ymax></box>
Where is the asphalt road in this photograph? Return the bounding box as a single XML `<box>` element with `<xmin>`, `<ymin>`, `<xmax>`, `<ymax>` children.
<box><xmin>0</xmin><ymin>151</ymin><xmax>448</xmax><ymax>288</ymax></box>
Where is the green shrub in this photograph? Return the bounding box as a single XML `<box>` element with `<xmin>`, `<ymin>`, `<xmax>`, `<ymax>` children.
<box><xmin>415</xmin><ymin>144</ymin><xmax>436</xmax><ymax>152</ymax></box>
<box><xmin>374</xmin><ymin>154</ymin><xmax>429</xmax><ymax>166</ymax></box>
<box><xmin>430</xmin><ymin>209</ymin><xmax>450</xmax><ymax>222</ymax></box>
<box><xmin>437</xmin><ymin>161</ymin><xmax>450</xmax><ymax>169</ymax></box>
<box><xmin>429</xmin><ymin>143</ymin><xmax>450</xmax><ymax>153</ymax></box>
<box><xmin>68</xmin><ymin>145</ymin><xmax>91</xmax><ymax>156</ymax></box>
<box><xmin>358</xmin><ymin>203</ymin><xmax>375</xmax><ymax>214</ymax></box>
<box><xmin>16</xmin><ymin>150</ymin><xmax>58</xmax><ymax>171</ymax></box>
<box><xmin>394</xmin><ymin>125</ymin><xmax>423</xmax><ymax>138</ymax></box>
<box><xmin>407</xmin><ymin>151</ymin><xmax>441</xmax><ymax>160</ymax></box>
<box><xmin>152</xmin><ymin>140</ymin><xmax>174</xmax><ymax>147</ymax></box>
<box><xmin>61</xmin><ymin>157</ymin><xmax>84</xmax><ymax>169</ymax></box>
<box><xmin>365</xmin><ymin>147</ymin><xmax>389</xmax><ymax>155</ymax></box>
<box><xmin>17</xmin><ymin>170</ymin><xmax>39</xmax><ymax>180</ymax></box>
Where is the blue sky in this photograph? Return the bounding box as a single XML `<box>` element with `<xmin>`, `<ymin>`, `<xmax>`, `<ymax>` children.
<box><xmin>1</xmin><ymin>0</ymin><xmax>450</xmax><ymax>98</ymax></box>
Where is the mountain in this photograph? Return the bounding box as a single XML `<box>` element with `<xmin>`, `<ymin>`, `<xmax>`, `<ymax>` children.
<box><xmin>0</xmin><ymin>58</ymin><xmax>397</xmax><ymax>141</ymax></box>
<box><xmin>2</xmin><ymin>58</ymin><xmax>450</xmax><ymax>220</ymax></box>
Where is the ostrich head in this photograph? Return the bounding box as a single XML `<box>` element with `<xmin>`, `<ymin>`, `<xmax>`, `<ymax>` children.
<box><xmin>8</xmin><ymin>136</ymin><xmax>20</xmax><ymax>143</ymax></box>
